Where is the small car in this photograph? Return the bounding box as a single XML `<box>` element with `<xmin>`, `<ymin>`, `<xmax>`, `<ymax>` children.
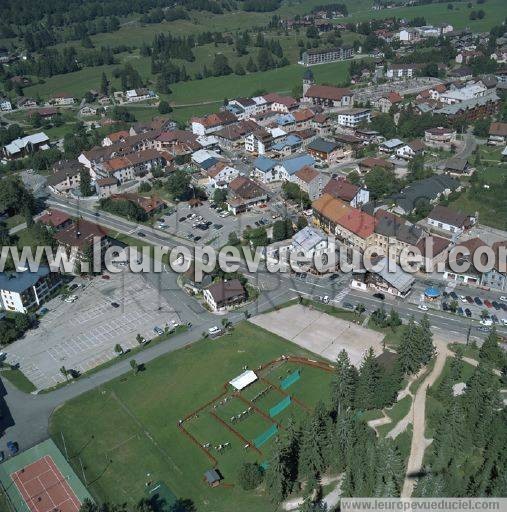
<box><xmin>179</xmin><ymin>216</ymin><xmax>187</xmax><ymax>222</ymax></box>
<box><xmin>65</xmin><ymin>295</ymin><xmax>78</xmax><ymax>303</ymax></box>
<box><xmin>6</xmin><ymin>441</ymin><xmax>18</xmax><ymax>456</ymax></box>
<box><xmin>138</xmin><ymin>231</ymin><xmax>146</xmax><ymax>238</ymax></box>
<box><xmin>442</xmin><ymin>302</ymin><xmax>449</xmax><ymax>311</ymax></box>
<box><xmin>153</xmin><ymin>326</ymin><xmax>164</xmax><ymax>336</ymax></box>
<box><xmin>328</xmin><ymin>273</ymin><xmax>339</xmax><ymax>280</ymax></box>
<box><xmin>418</xmin><ymin>304</ymin><xmax>428</xmax><ymax>311</ymax></box>
<box><xmin>465</xmin><ymin>308</ymin><xmax>472</xmax><ymax>317</ymax></box>
<box><xmin>484</xmin><ymin>299</ymin><xmax>493</xmax><ymax>308</ymax></box>
<box><xmin>457</xmin><ymin>307</ymin><xmax>464</xmax><ymax>315</ymax></box>
<box><xmin>193</xmin><ymin>236</ymin><xmax>202</xmax><ymax>242</ymax></box>
<box><xmin>213</xmin><ymin>224</ymin><xmax>223</xmax><ymax>230</ymax></box>
<box><xmin>208</xmin><ymin>326</ymin><xmax>222</xmax><ymax>337</ymax></box>
<box><xmin>466</xmin><ymin>296</ymin><xmax>474</xmax><ymax>303</ymax></box>
<box><xmin>474</xmin><ymin>297</ymin><xmax>482</xmax><ymax>306</ymax></box>
<box><xmin>492</xmin><ymin>301</ymin><xmax>501</xmax><ymax>310</ymax></box>
<box><xmin>477</xmin><ymin>326</ymin><xmax>491</xmax><ymax>333</ymax></box>
<box><xmin>491</xmin><ymin>315</ymin><xmax>499</xmax><ymax>324</ymax></box>
<box><xmin>449</xmin><ymin>292</ymin><xmax>458</xmax><ymax>300</ymax></box>
<box><xmin>343</xmin><ymin>302</ymin><xmax>355</xmax><ymax>310</ymax></box>
<box><xmin>110</xmin><ymin>302</ymin><xmax>120</xmax><ymax>308</ymax></box>
<box><xmin>373</xmin><ymin>292</ymin><xmax>385</xmax><ymax>300</ymax></box>
<box><xmin>101</xmin><ymin>274</ymin><xmax>110</xmax><ymax>280</ymax></box>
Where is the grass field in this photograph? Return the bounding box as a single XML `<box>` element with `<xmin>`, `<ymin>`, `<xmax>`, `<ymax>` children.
<box><xmin>0</xmin><ymin>368</ymin><xmax>36</xmax><ymax>393</ymax></box>
<box><xmin>49</xmin><ymin>321</ymin><xmax>334</xmax><ymax>511</ymax></box>
<box><xmin>345</xmin><ymin>0</ymin><xmax>507</xmax><ymax>31</ymax></box>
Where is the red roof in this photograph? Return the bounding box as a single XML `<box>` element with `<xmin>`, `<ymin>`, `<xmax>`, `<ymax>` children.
<box><xmin>385</xmin><ymin>91</ymin><xmax>403</xmax><ymax>104</ymax></box>
<box><xmin>38</xmin><ymin>210</ymin><xmax>71</xmax><ymax>228</ymax></box>
<box><xmin>305</xmin><ymin>85</ymin><xmax>352</xmax><ymax>102</ymax></box>
<box><xmin>337</xmin><ymin>208</ymin><xmax>375</xmax><ymax>239</ymax></box>
<box><xmin>323</xmin><ymin>178</ymin><xmax>359</xmax><ymax>202</ymax></box>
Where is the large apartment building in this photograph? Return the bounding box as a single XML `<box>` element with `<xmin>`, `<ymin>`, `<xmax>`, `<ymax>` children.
<box><xmin>301</xmin><ymin>45</ymin><xmax>353</xmax><ymax>66</ymax></box>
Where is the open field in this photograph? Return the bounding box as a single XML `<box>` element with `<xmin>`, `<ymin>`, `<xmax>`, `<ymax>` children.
<box><xmin>345</xmin><ymin>0</ymin><xmax>507</xmax><ymax>32</ymax></box>
<box><xmin>250</xmin><ymin>304</ymin><xmax>384</xmax><ymax>366</ymax></box>
<box><xmin>49</xmin><ymin>321</ymin><xmax>334</xmax><ymax>511</ymax></box>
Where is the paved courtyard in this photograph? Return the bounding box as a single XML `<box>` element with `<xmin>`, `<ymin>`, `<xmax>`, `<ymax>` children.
<box><xmin>250</xmin><ymin>304</ymin><xmax>384</xmax><ymax>366</ymax></box>
<box><xmin>4</xmin><ymin>271</ymin><xmax>180</xmax><ymax>390</ymax></box>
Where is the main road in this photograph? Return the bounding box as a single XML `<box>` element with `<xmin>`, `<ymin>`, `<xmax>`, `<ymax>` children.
<box><xmin>2</xmin><ymin>196</ymin><xmax>503</xmax><ymax>455</ymax></box>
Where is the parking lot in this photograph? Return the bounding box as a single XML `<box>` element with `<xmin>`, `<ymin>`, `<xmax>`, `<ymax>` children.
<box><xmin>154</xmin><ymin>201</ymin><xmax>269</xmax><ymax>248</ymax></box>
<box><xmin>4</xmin><ymin>271</ymin><xmax>180</xmax><ymax>390</ymax></box>
<box><xmin>409</xmin><ymin>281</ymin><xmax>507</xmax><ymax>329</ymax></box>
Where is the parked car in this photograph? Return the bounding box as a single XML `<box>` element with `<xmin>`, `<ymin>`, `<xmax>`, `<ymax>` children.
<box><xmin>442</xmin><ymin>302</ymin><xmax>449</xmax><ymax>311</ymax></box>
<box><xmin>465</xmin><ymin>308</ymin><xmax>472</xmax><ymax>317</ymax></box>
<box><xmin>484</xmin><ymin>299</ymin><xmax>493</xmax><ymax>308</ymax></box>
<box><xmin>138</xmin><ymin>231</ymin><xmax>146</xmax><ymax>238</ymax></box>
<box><xmin>153</xmin><ymin>326</ymin><xmax>164</xmax><ymax>336</ymax></box>
<box><xmin>110</xmin><ymin>302</ymin><xmax>120</xmax><ymax>308</ymax></box>
<box><xmin>179</xmin><ymin>216</ymin><xmax>187</xmax><ymax>222</ymax></box>
<box><xmin>474</xmin><ymin>297</ymin><xmax>482</xmax><ymax>306</ymax></box>
<box><xmin>477</xmin><ymin>326</ymin><xmax>491</xmax><ymax>333</ymax></box>
<box><xmin>492</xmin><ymin>301</ymin><xmax>501</xmax><ymax>310</ymax></box>
<box><xmin>457</xmin><ymin>307</ymin><xmax>464</xmax><ymax>316</ymax></box>
<box><xmin>0</xmin><ymin>352</ymin><xmax>7</xmax><ymax>362</ymax></box>
<box><xmin>101</xmin><ymin>274</ymin><xmax>110</xmax><ymax>280</ymax></box>
<box><xmin>449</xmin><ymin>291</ymin><xmax>458</xmax><ymax>300</ymax></box>
<box><xmin>65</xmin><ymin>295</ymin><xmax>78</xmax><ymax>303</ymax></box>
<box><xmin>213</xmin><ymin>224</ymin><xmax>223</xmax><ymax>230</ymax></box>
<box><xmin>460</xmin><ymin>295</ymin><xmax>468</xmax><ymax>303</ymax></box>
<box><xmin>69</xmin><ymin>283</ymin><xmax>79</xmax><ymax>291</ymax></box>
<box><xmin>6</xmin><ymin>441</ymin><xmax>18</xmax><ymax>456</ymax></box>
<box><xmin>500</xmin><ymin>296</ymin><xmax>507</xmax><ymax>302</ymax></box>
<box><xmin>501</xmin><ymin>303</ymin><xmax>507</xmax><ymax>311</ymax></box>
<box><xmin>193</xmin><ymin>236</ymin><xmax>201</xmax><ymax>242</ymax></box>
<box><xmin>373</xmin><ymin>292</ymin><xmax>385</xmax><ymax>300</ymax></box>
<box><xmin>343</xmin><ymin>302</ymin><xmax>355</xmax><ymax>309</ymax></box>
<box><xmin>491</xmin><ymin>315</ymin><xmax>499</xmax><ymax>324</ymax></box>
<box><xmin>208</xmin><ymin>326</ymin><xmax>222</xmax><ymax>338</ymax></box>
<box><xmin>418</xmin><ymin>304</ymin><xmax>428</xmax><ymax>311</ymax></box>
<box><xmin>328</xmin><ymin>273</ymin><xmax>339</xmax><ymax>281</ymax></box>
<box><xmin>318</xmin><ymin>296</ymin><xmax>330</xmax><ymax>304</ymax></box>
<box><xmin>466</xmin><ymin>296</ymin><xmax>474</xmax><ymax>303</ymax></box>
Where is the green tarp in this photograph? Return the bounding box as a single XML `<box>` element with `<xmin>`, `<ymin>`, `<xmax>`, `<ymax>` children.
<box><xmin>253</xmin><ymin>424</ymin><xmax>278</xmax><ymax>448</ymax></box>
<box><xmin>280</xmin><ymin>370</ymin><xmax>300</xmax><ymax>390</ymax></box>
<box><xmin>269</xmin><ymin>395</ymin><xmax>291</xmax><ymax>417</ymax></box>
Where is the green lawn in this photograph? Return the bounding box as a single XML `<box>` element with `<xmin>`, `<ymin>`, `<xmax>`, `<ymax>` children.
<box><xmin>377</xmin><ymin>395</ymin><xmax>412</xmax><ymax>437</ymax></box>
<box><xmin>345</xmin><ymin>0</ymin><xmax>507</xmax><ymax>31</ymax></box>
<box><xmin>367</xmin><ymin>321</ymin><xmax>405</xmax><ymax>349</ymax></box>
<box><xmin>0</xmin><ymin>367</ymin><xmax>36</xmax><ymax>393</ymax></box>
<box><xmin>49</xmin><ymin>321</ymin><xmax>334</xmax><ymax>510</ymax></box>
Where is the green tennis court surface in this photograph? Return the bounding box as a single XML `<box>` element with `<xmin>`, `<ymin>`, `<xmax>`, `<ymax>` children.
<box><xmin>146</xmin><ymin>481</ymin><xmax>177</xmax><ymax>511</ymax></box>
<box><xmin>0</xmin><ymin>439</ymin><xmax>92</xmax><ymax>512</ymax></box>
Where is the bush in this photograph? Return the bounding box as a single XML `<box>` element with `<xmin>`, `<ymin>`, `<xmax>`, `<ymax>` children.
<box><xmin>237</xmin><ymin>462</ymin><xmax>264</xmax><ymax>490</ymax></box>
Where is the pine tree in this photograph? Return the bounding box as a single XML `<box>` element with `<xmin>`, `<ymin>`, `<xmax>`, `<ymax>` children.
<box><xmin>355</xmin><ymin>348</ymin><xmax>382</xmax><ymax>410</ymax></box>
<box><xmin>373</xmin><ymin>439</ymin><xmax>403</xmax><ymax>497</ymax></box>
<box><xmin>265</xmin><ymin>440</ymin><xmax>290</xmax><ymax>504</ymax></box>
<box><xmin>398</xmin><ymin>317</ymin><xmax>422</xmax><ymax>374</ymax></box>
<box><xmin>418</xmin><ymin>314</ymin><xmax>435</xmax><ymax>366</ymax></box>
<box><xmin>479</xmin><ymin>330</ymin><xmax>504</xmax><ymax>368</ymax></box>
<box><xmin>100</xmin><ymin>72</ymin><xmax>109</xmax><ymax>95</ymax></box>
<box><xmin>330</xmin><ymin>350</ymin><xmax>357</xmax><ymax>415</ymax></box>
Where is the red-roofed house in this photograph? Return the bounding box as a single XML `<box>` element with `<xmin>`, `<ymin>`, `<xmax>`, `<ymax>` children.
<box><xmin>375</xmin><ymin>91</ymin><xmax>404</xmax><ymax>113</ymax></box>
<box><xmin>263</xmin><ymin>93</ymin><xmax>298</xmax><ymax>113</ymax></box>
<box><xmin>292</xmin><ymin>166</ymin><xmax>330</xmax><ymax>200</ymax></box>
<box><xmin>303</xmin><ymin>85</ymin><xmax>354</xmax><ymax>109</ymax></box>
<box><xmin>322</xmin><ymin>177</ymin><xmax>370</xmax><ymax>207</ymax></box>
<box><xmin>38</xmin><ymin>210</ymin><xmax>72</xmax><ymax>230</ymax></box>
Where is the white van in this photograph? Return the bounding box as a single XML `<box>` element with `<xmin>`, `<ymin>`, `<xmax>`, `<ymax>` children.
<box><xmin>208</xmin><ymin>326</ymin><xmax>223</xmax><ymax>338</ymax></box>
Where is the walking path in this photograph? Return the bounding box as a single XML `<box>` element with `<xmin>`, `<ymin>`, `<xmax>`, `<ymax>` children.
<box><xmin>401</xmin><ymin>338</ymin><xmax>451</xmax><ymax>497</ymax></box>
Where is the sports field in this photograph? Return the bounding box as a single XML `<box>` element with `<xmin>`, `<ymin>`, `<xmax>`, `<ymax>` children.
<box><xmin>48</xmin><ymin>322</ymin><xmax>334</xmax><ymax>511</ymax></box>
<box><xmin>0</xmin><ymin>439</ymin><xmax>92</xmax><ymax>512</ymax></box>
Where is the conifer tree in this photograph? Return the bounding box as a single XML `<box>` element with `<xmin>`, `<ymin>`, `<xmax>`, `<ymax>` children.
<box><xmin>330</xmin><ymin>350</ymin><xmax>357</xmax><ymax>415</ymax></box>
<box><xmin>265</xmin><ymin>439</ymin><xmax>290</xmax><ymax>504</ymax></box>
<box><xmin>355</xmin><ymin>348</ymin><xmax>382</xmax><ymax>409</ymax></box>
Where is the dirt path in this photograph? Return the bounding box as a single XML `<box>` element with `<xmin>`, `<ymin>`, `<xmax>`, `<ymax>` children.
<box><xmin>401</xmin><ymin>338</ymin><xmax>451</xmax><ymax>497</ymax></box>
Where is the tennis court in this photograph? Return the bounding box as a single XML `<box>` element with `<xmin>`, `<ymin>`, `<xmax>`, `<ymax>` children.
<box><xmin>0</xmin><ymin>439</ymin><xmax>92</xmax><ymax>512</ymax></box>
<box><xmin>11</xmin><ymin>455</ymin><xmax>81</xmax><ymax>512</ymax></box>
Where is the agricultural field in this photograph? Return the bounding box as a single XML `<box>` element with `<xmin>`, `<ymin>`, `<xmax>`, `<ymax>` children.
<box><xmin>345</xmin><ymin>0</ymin><xmax>507</xmax><ymax>32</ymax></box>
<box><xmin>49</xmin><ymin>322</ymin><xmax>335</xmax><ymax>512</ymax></box>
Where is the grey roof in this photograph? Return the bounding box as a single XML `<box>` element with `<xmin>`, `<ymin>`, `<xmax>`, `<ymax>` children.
<box><xmin>374</xmin><ymin>257</ymin><xmax>415</xmax><ymax>293</ymax></box>
<box><xmin>374</xmin><ymin>215</ymin><xmax>422</xmax><ymax>245</ymax></box>
<box><xmin>0</xmin><ymin>266</ymin><xmax>51</xmax><ymax>293</ymax></box>
<box><xmin>292</xmin><ymin>226</ymin><xmax>326</xmax><ymax>253</ymax></box>
<box><xmin>434</xmin><ymin>92</ymin><xmax>499</xmax><ymax>116</ymax></box>
<box><xmin>254</xmin><ymin>156</ymin><xmax>278</xmax><ymax>173</ymax></box>
<box><xmin>381</xmin><ymin>138</ymin><xmax>404</xmax><ymax>149</ymax></box>
<box><xmin>280</xmin><ymin>154</ymin><xmax>315</xmax><ymax>175</ymax></box>
<box><xmin>307</xmin><ymin>137</ymin><xmax>338</xmax><ymax>154</ymax></box>
<box><xmin>4</xmin><ymin>132</ymin><xmax>49</xmax><ymax>155</ymax></box>
<box><xmin>204</xmin><ymin>469</ymin><xmax>221</xmax><ymax>484</ymax></box>
<box><xmin>390</xmin><ymin>175</ymin><xmax>461</xmax><ymax>213</ymax></box>
<box><xmin>444</xmin><ymin>157</ymin><xmax>469</xmax><ymax>172</ymax></box>
<box><xmin>428</xmin><ymin>205</ymin><xmax>468</xmax><ymax>227</ymax></box>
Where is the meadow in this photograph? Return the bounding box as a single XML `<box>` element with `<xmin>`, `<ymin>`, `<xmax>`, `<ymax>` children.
<box><xmin>49</xmin><ymin>322</ymin><xmax>334</xmax><ymax>511</ymax></box>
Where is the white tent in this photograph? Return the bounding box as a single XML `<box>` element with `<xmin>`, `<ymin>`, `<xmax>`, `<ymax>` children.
<box><xmin>229</xmin><ymin>370</ymin><xmax>258</xmax><ymax>391</ymax></box>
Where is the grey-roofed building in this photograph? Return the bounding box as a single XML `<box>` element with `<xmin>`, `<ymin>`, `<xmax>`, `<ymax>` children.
<box><xmin>290</xmin><ymin>226</ymin><xmax>328</xmax><ymax>258</ymax></box>
<box><xmin>352</xmin><ymin>256</ymin><xmax>415</xmax><ymax>297</ymax></box>
<box><xmin>203</xmin><ymin>279</ymin><xmax>247</xmax><ymax>311</ymax></box>
<box><xmin>389</xmin><ymin>175</ymin><xmax>461</xmax><ymax>215</ymax></box>
<box><xmin>434</xmin><ymin>92</ymin><xmax>500</xmax><ymax>120</ymax></box>
<box><xmin>0</xmin><ymin>267</ymin><xmax>62</xmax><ymax>313</ymax></box>
<box><xmin>3</xmin><ymin>132</ymin><xmax>49</xmax><ymax>159</ymax></box>
<box><xmin>444</xmin><ymin>157</ymin><xmax>470</xmax><ymax>174</ymax></box>
<box><xmin>252</xmin><ymin>156</ymin><xmax>279</xmax><ymax>183</ymax></box>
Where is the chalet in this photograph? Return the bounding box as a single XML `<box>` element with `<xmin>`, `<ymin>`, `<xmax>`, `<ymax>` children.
<box><xmin>374</xmin><ymin>91</ymin><xmax>403</xmax><ymax>113</ymax></box>
<box><xmin>426</xmin><ymin>205</ymin><xmax>473</xmax><ymax>235</ymax></box>
<box><xmin>227</xmin><ymin>176</ymin><xmax>268</xmax><ymax>214</ymax></box>
<box><xmin>50</xmin><ymin>93</ymin><xmax>75</xmax><ymax>106</ymax></box>
<box><xmin>292</xmin><ymin>165</ymin><xmax>329</xmax><ymax>201</ymax></box>
<box><xmin>263</xmin><ymin>93</ymin><xmax>298</xmax><ymax>112</ymax></box>
<box><xmin>96</xmin><ymin>177</ymin><xmax>119</xmax><ymax>198</ymax></box>
<box><xmin>488</xmin><ymin>122</ymin><xmax>507</xmax><ymax>145</ymax></box>
<box><xmin>203</xmin><ymin>279</ymin><xmax>247</xmax><ymax>311</ymax></box>
<box><xmin>322</xmin><ymin>177</ymin><xmax>369</xmax><ymax>207</ymax></box>
<box><xmin>359</xmin><ymin>157</ymin><xmax>394</xmax><ymax>173</ymax></box>
<box><xmin>109</xmin><ymin>193</ymin><xmax>165</xmax><ymax>215</ymax></box>
<box><xmin>424</xmin><ymin>127</ymin><xmax>457</xmax><ymax>147</ymax></box>
<box><xmin>3</xmin><ymin>132</ymin><xmax>49</xmax><ymax>159</ymax></box>
<box><xmin>444</xmin><ymin>157</ymin><xmax>470</xmax><ymax>174</ymax></box>
<box><xmin>206</xmin><ymin>162</ymin><xmax>239</xmax><ymax>188</ymax></box>
<box><xmin>307</xmin><ymin>138</ymin><xmax>344</xmax><ymax>163</ymax></box>
<box><xmin>47</xmin><ymin>160</ymin><xmax>84</xmax><ymax>195</ymax></box>
<box><xmin>303</xmin><ymin>85</ymin><xmax>353</xmax><ymax>109</ymax></box>
<box><xmin>191</xmin><ymin>111</ymin><xmax>237</xmax><ymax>136</ymax></box>
<box><xmin>37</xmin><ymin>210</ymin><xmax>72</xmax><ymax>231</ymax></box>
<box><xmin>395</xmin><ymin>139</ymin><xmax>425</xmax><ymax>159</ymax></box>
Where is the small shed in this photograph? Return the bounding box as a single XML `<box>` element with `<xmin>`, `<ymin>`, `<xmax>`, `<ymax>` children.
<box><xmin>204</xmin><ymin>469</ymin><xmax>222</xmax><ymax>487</ymax></box>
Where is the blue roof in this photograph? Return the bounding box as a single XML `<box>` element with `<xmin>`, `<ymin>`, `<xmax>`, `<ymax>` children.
<box><xmin>0</xmin><ymin>266</ymin><xmax>51</xmax><ymax>293</ymax></box>
<box><xmin>254</xmin><ymin>156</ymin><xmax>278</xmax><ymax>173</ymax></box>
<box><xmin>424</xmin><ymin>287</ymin><xmax>440</xmax><ymax>298</ymax></box>
<box><xmin>200</xmin><ymin>157</ymin><xmax>218</xmax><ymax>170</ymax></box>
<box><xmin>275</xmin><ymin>113</ymin><xmax>295</xmax><ymax>126</ymax></box>
<box><xmin>281</xmin><ymin>154</ymin><xmax>315</xmax><ymax>175</ymax></box>
<box><xmin>271</xmin><ymin>135</ymin><xmax>302</xmax><ymax>151</ymax></box>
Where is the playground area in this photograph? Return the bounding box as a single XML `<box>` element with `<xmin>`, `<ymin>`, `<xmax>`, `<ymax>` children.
<box><xmin>250</xmin><ymin>304</ymin><xmax>384</xmax><ymax>366</ymax></box>
<box><xmin>180</xmin><ymin>356</ymin><xmax>333</xmax><ymax>478</ymax></box>
<box><xmin>0</xmin><ymin>439</ymin><xmax>92</xmax><ymax>512</ymax></box>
